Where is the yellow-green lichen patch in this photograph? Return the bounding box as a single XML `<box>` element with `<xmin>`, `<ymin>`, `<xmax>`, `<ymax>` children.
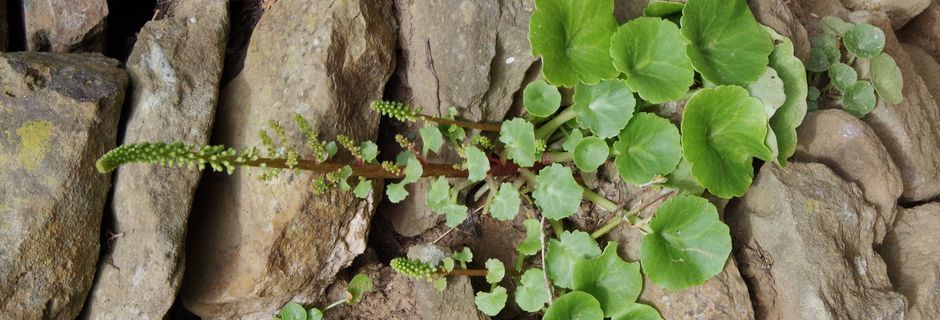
<box><xmin>15</xmin><ymin>121</ymin><xmax>55</xmax><ymax>171</ymax></box>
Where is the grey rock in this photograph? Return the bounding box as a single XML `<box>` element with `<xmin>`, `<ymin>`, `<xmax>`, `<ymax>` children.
<box><xmin>849</xmin><ymin>11</ymin><xmax>940</xmax><ymax>202</ymax></box>
<box><xmin>22</xmin><ymin>0</ymin><xmax>108</xmax><ymax>52</ymax></box>
<box><xmin>386</xmin><ymin>0</ymin><xmax>538</xmax><ymax>237</ymax></box>
<box><xmin>840</xmin><ymin>0</ymin><xmax>931</xmax><ymax>29</ymax></box>
<box><xmin>794</xmin><ymin>109</ymin><xmax>903</xmax><ymax>243</ymax></box>
<box><xmin>179</xmin><ymin>0</ymin><xmax>396</xmax><ymax>318</ymax></box>
<box><xmin>0</xmin><ymin>53</ymin><xmax>127</xmax><ymax>319</ymax></box>
<box><xmin>408</xmin><ymin>245</ymin><xmax>487</xmax><ymax>320</ymax></box>
<box><xmin>881</xmin><ymin>203</ymin><xmax>940</xmax><ymax>320</ymax></box>
<box><xmin>83</xmin><ymin>1</ymin><xmax>229</xmax><ymax>319</ymax></box>
<box><xmin>728</xmin><ymin>162</ymin><xmax>907</xmax><ymax>319</ymax></box>
<box><xmin>899</xmin><ymin>1</ymin><xmax>940</xmax><ymax>60</ymax></box>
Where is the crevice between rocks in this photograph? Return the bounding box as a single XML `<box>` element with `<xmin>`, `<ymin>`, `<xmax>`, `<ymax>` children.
<box><xmin>5</xmin><ymin>0</ymin><xmax>25</xmax><ymax>51</ymax></box>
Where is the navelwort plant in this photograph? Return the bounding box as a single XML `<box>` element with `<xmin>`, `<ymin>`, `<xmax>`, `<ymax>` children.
<box><xmin>806</xmin><ymin>16</ymin><xmax>904</xmax><ymax>117</ymax></box>
<box><xmin>95</xmin><ymin>0</ymin><xmax>886</xmax><ymax>318</ymax></box>
<box><xmin>274</xmin><ymin>273</ymin><xmax>373</xmax><ymax>320</ymax></box>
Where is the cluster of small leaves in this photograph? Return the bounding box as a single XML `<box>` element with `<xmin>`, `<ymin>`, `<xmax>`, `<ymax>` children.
<box><xmin>807</xmin><ymin>16</ymin><xmax>903</xmax><ymax>117</ymax></box>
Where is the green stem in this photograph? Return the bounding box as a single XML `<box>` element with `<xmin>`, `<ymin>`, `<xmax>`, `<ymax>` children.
<box><xmin>589</xmin><ymin>190</ymin><xmax>673</xmax><ymax>239</ymax></box>
<box><xmin>541</xmin><ymin>152</ymin><xmax>574</xmax><ymax>163</ymax></box>
<box><xmin>548</xmin><ymin>219</ymin><xmax>564</xmax><ymax>236</ymax></box>
<box><xmin>324</xmin><ymin>299</ymin><xmax>346</xmax><ymax>311</ymax></box>
<box><xmin>535</xmin><ymin>107</ymin><xmax>578</xmax><ymax>140</ymax></box>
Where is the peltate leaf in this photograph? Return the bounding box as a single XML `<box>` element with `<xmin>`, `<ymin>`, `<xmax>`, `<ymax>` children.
<box><xmin>529</xmin><ymin>0</ymin><xmax>619</xmax><ymax>86</ymax></box>
<box><xmin>419</xmin><ymin>125</ymin><xmax>443</xmax><ymax>155</ymax></box>
<box><xmin>485</xmin><ymin>259</ymin><xmax>506</xmax><ymax>284</ymax></box>
<box><xmin>644</xmin><ymin>1</ymin><xmax>684</xmax><ymax>18</ymax></box>
<box><xmin>490</xmin><ymin>183</ymin><xmax>521</xmax><ymax>221</ymax></box>
<box><xmin>843</xmin><ymin>23</ymin><xmax>885</xmax><ymax>59</ymax></box>
<box><xmin>515</xmin><ymin>269</ymin><xmax>550</xmax><ymax>312</ymax></box>
<box><xmin>543</xmin><ymin>291</ymin><xmax>604</xmax><ymax>320</ymax></box>
<box><xmin>573</xmin><ymin>79</ymin><xmax>637</xmax><ymax>138</ymax></box>
<box><xmin>524</xmin><ymin>79</ymin><xmax>563</xmax><ymax>117</ymax></box>
<box><xmin>475</xmin><ymin>286</ymin><xmax>508</xmax><ymax>316</ymax></box>
<box><xmin>639</xmin><ymin>195</ymin><xmax>731</xmax><ymax>290</ymax></box>
<box><xmin>681</xmin><ymin>86</ymin><xmax>771</xmax><ymax>198</ymax></box>
<box><xmin>546</xmin><ymin>231</ymin><xmax>602</xmax><ymax>288</ymax></box>
<box><xmin>612</xmin><ymin>304</ymin><xmax>663</xmax><ymax>320</ymax></box>
<box><xmin>533</xmin><ymin>164</ymin><xmax>584</xmax><ymax>219</ymax></box>
<box><xmin>680</xmin><ymin>0</ymin><xmax>774</xmax><ymax>85</ymax></box>
<box><xmin>573</xmin><ymin>137</ymin><xmax>609</xmax><ymax>173</ymax></box>
<box><xmin>828</xmin><ymin>62</ymin><xmax>858</xmax><ymax>92</ymax></box>
<box><xmin>611</xmin><ymin>17</ymin><xmax>694</xmax><ymax>103</ymax></box>
<box><xmin>499</xmin><ymin>118</ymin><xmax>539</xmax><ymax>167</ymax></box>
<box><xmin>842</xmin><ymin>80</ymin><xmax>877</xmax><ymax>118</ymax></box>
<box><xmin>517</xmin><ymin>219</ymin><xmax>543</xmax><ymax>256</ymax></box>
<box><xmin>747</xmin><ymin>67</ymin><xmax>787</xmax><ymax>117</ymax></box>
<box><xmin>613</xmin><ymin>113</ymin><xmax>682</xmax><ymax>184</ymax></box>
<box><xmin>870</xmin><ymin>53</ymin><xmax>903</xmax><ymax>104</ymax></box>
<box><xmin>278</xmin><ymin>303</ymin><xmax>307</xmax><ymax>320</ymax></box>
<box><xmin>572</xmin><ymin>242</ymin><xmax>643</xmax><ymax>317</ymax></box>
<box><xmin>346</xmin><ymin>274</ymin><xmax>373</xmax><ymax>305</ymax></box>
<box><xmin>765</xmin><ymin>27</ymin><xmax>808</xmax><ymax>166</ymax></box>
<box><xmin>465</xmin><ymin>146</ymin><xmax>490</xmax><ymax>182</ymax></box>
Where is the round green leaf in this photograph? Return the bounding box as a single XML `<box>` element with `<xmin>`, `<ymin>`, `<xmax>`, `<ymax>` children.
<box><xmin>807</xmin><ymin>48</ymin><xmax>831</xmax><ymax>73</ymax></box>
<box><xmin>533</xmin><ymin>164</ymin><xmax>584</xmax><ymax>219</ymax></box>
<box><xmin>811</xmin><ymin>35</ymin><xmax>840</xmax><ymax>64</ymax></box>
<box><xmin>307</xmin><ymin>308</ymin><xmax>324</xmax><ymax>320</ymax></box>
<box><xmin>842</xmin><ymin>80</ymin><xmax>877</xmax><ymax>118</ymax></box>
<box><xmin>475</xmin><ymin>286</ymin><xmax>508</xmax><ymax>316</ymax></box>
<box><xmin>681</xmin><ymin>86</ymin><xmax>772</xmax><ymax>198</ymax></box>
<box><xmin>485</xmin><ymin>259</ymin><xmax>506</xmax><ymax>284</ymax></box>
<box><xmin>515</xmin><ymin>269</ymin><xmax>550</xmax><ymax>312</ymax></box>
<box><xmin>360</xmin><ymin>141</ymin><xmax>379</xmax><ymax>163</ymax></box>
<box><xmin>870</xmin><ymin>53</ymin><xmax>903</xmax><ymax>104</ymax></box>
<box><xmin>613</xmin><ymin>304</ymin><xmax>663</xmax><ymax>320</ymax></box>
<box><xmin>611</xmin><ymin>17</ymin><xmax>694</xmax><ymax>103</ymax></box>
<box><xmin>573</xmin><ymin>79</ymin><xmax>637</xmax><ymax>138</ymax></box>
<box><xmin>426</xmin><ymin>177</ymin><xmax>450</xmax><ymax>211</ymax></box>
<box><xmin>613</xmin><ymin>113</ymin><xmax>682</xmax><ymax>184</ymax></box>
<box><xmin>747</xmin><ymin>67</ymin><xmax>787</xmax><ymax>117</ymax></box>
<box><xmin>442</xmin><ymin>204</ymin><xmax>469</xmax><ymax>227</ymax></box>
<box><xmin>680</xmin><ymin>0</ymin><xmax>774</xmax><ymax>85</ymax></box>
<box><xmin>499</xmin><ymin>118</ymin><xmax>539</xmax><ymax>167</ymax></box>
<box><xmin>353</xmin><ymin>179</ymin><xmax>372</xmax><ymax>199</ymax></box>
<box><xmin>563</xmin><ymin>129</ymin><xmax>584</xmax><ymax>152</ymax></box>
<box><xmin>821</xmin><ymin>16</ymin><xmax>852</xmax><ymax>36</ymax></box>
<box><xmin>529</xmin><ymin>0</ymin><xmax>619</xmax><ymax>87</ymax></box>
<box><xmin>572</xmin><ymin>242</ymin><xmax>642</xmax><ymax>317</ymax></box>
<box><xmin>639</xmin><ymin>195</ymin><xmax>731</xmax><ymax>290</ymax></box>
<box><xmin>517</xmin><ymin>219</ymin><xmax>543</xmax><ymax>256</ymax></box>
<box><xmin>465</xmin><ymin>146</ymin><xmax>490</xmax><ymax>182</ymax></box>
<box><xmin>547</xmin><ymin>231</ymin><xmax>602</xmax><ymax>288</ymax></box>
<box><xmin>644</xmin><ymin>1</ymin><xmax>684</xmax><ymax>18</ymax></box>
<box><xmin>490</xmin><ymin>183</ymin><xmax>521</xmax><ymax>221</ymax></box>
<box><xmin>346</xmin><ymin>274</ymin><xmax>373</xmax><ymax>305</ymax></box>
<box><xmin>828</xmin><ymin>62</ymin><xmax>858</xmax><ymax>92</ymax></box>
<box><xmin>524</xmin><ymin>79</ymin><xmax>563</xmax><ymax>117</ymax></box>
<box><xmin>543</xmin><ymin>291</ymin><xmax>604</xmax><ymax>320</ymax></box>
<box><xmin>843</xmin><ymin>23</ymin><xmax>885</xmax><ymax>59</ymax></box>
<box><xmin>278</xmin><ymin>303</ymin><xmax>307</xmax><ymax>320</ymax></box>
<box><xmin>419</xmin><ymin>125</ymin><xmax>443</xmax><ymax>155</ymax></box>
<box><xmin>452</xmin><ymin>247</ymin><xmax>473</xmax><ymax>264</ymax></box>
<box><xmin>573</xmin><ymin>137</ymin><xmax>609</xmax><ymax>173</ymax></box>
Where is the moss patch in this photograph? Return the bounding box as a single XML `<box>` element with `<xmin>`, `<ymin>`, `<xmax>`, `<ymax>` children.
<box><xmin>15</xmin><ymin>121</ymin><xmax>55</xmax><ymax>171</ymax></box>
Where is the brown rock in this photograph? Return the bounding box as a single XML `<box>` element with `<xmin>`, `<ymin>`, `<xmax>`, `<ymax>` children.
<box><xmin>902</xmin><ymin>43</ymin><xmax>940</xmax><ymax>106</ymax></box>
<box><xmin>899</xmin><ymin>1</ymin><xmax>940</xmax><ymax>60</ymax></box>
<box><xmin>83</xmin><ymin>1</ymin><xmax>229</xmax><ymax>319</ymax></box>
<box><xmin>22</xmin><ymin>0</ymin><xmax>108</xmax><ymax>52</ymax></box>
<box><xmin>179</xmin><ymin>0</ymin><xmax>396</xmax><ymax>318</ymax></box>
<box><xmin>728</xmin><ymin>162</ymin><xmax>907</xmax><ymax>319</ymax></box>
<box><xmin>386</xmin><ymin>0</ymin><xmax>538</xmax><ymax>236</ymax></box>
<box><xmin>881</xmin><ymin>203</ymin><xmax>940</xmax><ymax>320</ymax></box>
<box><xmin>0</xmin><ymin>53</ymin><xmax>127</xmax><ymax>319</ymax></box>
<box><xmin>794</xmin><ymin>109</ymin><xmax>903</xmax><ymax>243</ymax></box>
<box><xmin>848</xmin><ymin>11</ymin><xmax>940</xmax><ymax>202</ymax></box>
<box><xmin>751</xmin><ymin>0</ymin><xmax>812</xmax><ymax>60</ymax></box>
<box><xmin>841</xmin><ymin>0</ymin><xmax>931</xmax><ymax>29</ymax></box>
